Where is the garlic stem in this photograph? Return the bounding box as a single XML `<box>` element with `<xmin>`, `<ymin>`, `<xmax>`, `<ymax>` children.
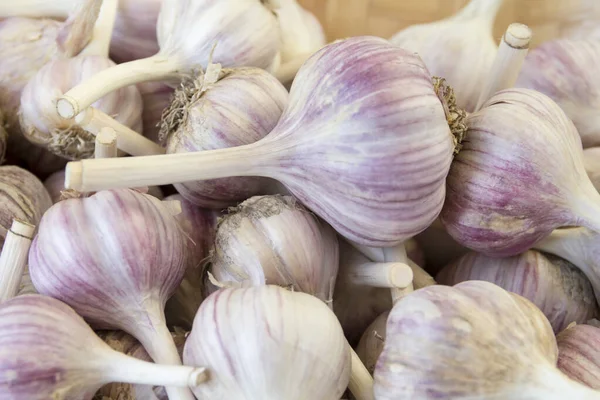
<box><xmin>0</xmin><ymin>220</ymin><xmax>35</xmax><ymax>303</ymax></box>
<box><xmin>104</xmin><ymin>350</ymin><xmax>207</xmax><ymax>388</ymax></box>
<box><xmin>57</xmin><ymin>0</ymin><xmax>103</xmax><ymax>58</ymax></box>
<box><xmin>345</xmin><ymin>262</ymin><xmax>413</xmax><ymax>289</ymax></box>
<box><xmin>391</xmin><ymin>282</ymin><xmax>415</xmax><ymax>304</ymax></box>
<box><xmin>79</xmin><ymin>0</ymin><xmax>118</xmax><ymax>58</ymax></box>
<box><xmin>64</xmin><ymin>143</ymin><xmax>270</xmax><ymax>191</ymax></box>
<box><xmin>94</xmin><ymin>127</ymin><xmax>117</xmax><ymax>159</ymax></box>
<box><xmin>0</xmin><ymin>0</ymin><xmax>73</xmax><ymax>18</ymax></box>
<box><xmin>57</xmin><ymin>55</ymin><xmax>182</xmax><ymax>119</ymax></box>
<box><xmin>274</xmin><ymin>52</ymin><xmax>312</xmax><ymax>83</ymax></box>
<box><xmin>132</xmin><ymin>307</ymin><xmax>198</xmax><ymax>400</ymax></box>
<box><xmin>76</xmin><ymin>107</ymin><xmax>165</xmax><ymax>156</ymax></box>
<box><xmin>452</xmin><ymin>0</ymin><xmax>504</xmax><ymax>27</ymax></box>
<box><xmin>349</xmin><ymin>346</ymin><xmax>375</xmax><ymax>400</ymax></box>
<box><xmin>474</xmin><ymin>23</ymin><xmax>532</xmax><ymax>111</ymax></box>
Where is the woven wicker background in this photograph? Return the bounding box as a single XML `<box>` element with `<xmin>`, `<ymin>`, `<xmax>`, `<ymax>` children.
<box><xmin>298</xmin><ymin>0</ymin><xmax>580</xmax><ymax>46</ymax></box>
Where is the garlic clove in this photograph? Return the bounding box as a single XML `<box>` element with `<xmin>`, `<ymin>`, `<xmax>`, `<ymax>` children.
<box><xmin>557</xmin><ymin>323</ymin><xmax>600</xmax><ymax>390</ymax></box>
<box><xmin>436</xmin><ymin>250</ymin><xmax>599</xmax><ymax>333</ymax></box>
<box><xmin>0</xmin><ymin>295</ymin><xmax>206</xmax><ymax>399</ymax></box>
<box><xmin>164</xmin><ymin>194</ymin><xmax>219</xmax><ymax>330</ymax></box>
<box><xmin>374</xmin><ymin>281</ymin><xmax>600</xmax><ymax>399</ymax></box>
<box><xmin>183</xmin><ymin>285</ymin><xmax>351</xmax><ymax>399</ymax></box>
<box><xmin>211</xmin><ymin>195</ymin><xmax>339</xmax><ymax>303</ymax></box>
<box><xmin>163</xmin><ymin>67</ymin><xmax>288</xmax><ymax>209</ymax></box>
<box><xmin>29</xmin><ymin>188</ymin><xmax>197</xmax><ymax>400</ymax></box>
<box><xmin>441</xmin><ymin>88</ymin><xmax>600</xmax><ymax>256</ymax></box>
<box><xmin>356</xmin><ymin>311</ymin><xmax>388</xmax><ymax>375</ymax></box>
<box><xmin>19</xmin><ymin>55</ymin><xmax>143</xmax><ymax>160</ymax></box>
<box><xmin>390</xmin><ymin>0</ymin><xmax>503</xmax><ymax>112</ymax></box>
<box><xmin>57</xmin><ymin>0</ymin><xmax>283</xmax><ymax>119</ymax></box>
<box><xmin>516</xmin><ymin>39</ymin><xmax>600</xmax><ymax>148</ymax></box>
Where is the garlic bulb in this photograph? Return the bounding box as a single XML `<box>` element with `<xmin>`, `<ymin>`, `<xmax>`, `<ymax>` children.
<box><xmin>65</xmin><ymin>36</ymin><xmax>458</xmax><ymax>248</ymax></box>
<box><xmin>553</xmin><ymin>1</ymin><xmax>600</xmax><ymax>41</ymax></box>
<box><xmin>211</xmin><ymin>195</ymin><xmax>339</xmax><ymax>302</ymax></box>
<box><xmin>164</xmin><ymin>194</ymin><xmax>219</xmax><ymax>330</ymax></box>
<box><xmin>57</xmin><ymin>0</ymin><xmax>283</xmax><ymax>119</ymax></box>
<box><xmin>0</xmin><ymin>295</ymin><xmax>206</xmax><ymax>400</ymax></box>
<box><xmin>138</xmin><ymin>81</ymin><xmax>173</xmax><ymax>143</ymax></box>
<box><xmin>184</xmin><ymin>285</ymin><xmax>351</xmax><ymax>399</ymax></box>
<box><xmin>0</xmin><ymin>166</ymin><xmax>52</xmax><ymax>248</ymax></box>
<box><xmin>374</xmin><ymin>281</ymin><xmax>599</xmax><ymax>399</ymax></box>
<box><xmin>390</xmin><ymin>0</ymin><xmax>502</xmax><ymax>112</ymax></box>
<box><xmin>356</xmin><ymin>311</ymin><xmax>388</xmax><ymax>375</ymax></box>
<box><xmin>95</xmin><ymin>330</ymin><xmax>188</xmax><ymax>400</ymax></box>
<box><xmin>585</xmin><ymin>147</ymin><xmax>600</xmax><ymax>192</ymax></box>
<box><xmin>437</xmin><ymin>250</ymin><xmax>599</xmax><ymax>333</ymax></box>
<box><xmin>441</xmin><ymin>88</ymin><xmax>600</xmax><ymax>256</ymax></box>
<box><xmin>43</xmin><ymin>169</ymin><xmax>66</xmax><ymax>204</ymax></box>
<box><xmin>557</xmin><ymin>324</ymin><xmax>600</xmax><ymax>390</ymax></box>
<box><xmin>333</xmin><ymin>241</ymin><xmax>392</xmax><ymax>345</ymax></box>
<box><xmin>517</xmin><ymin>39</ymin><xmax>600</xmax><ymax>148</ymax></box>
<box><xmin>29</xmin><ymin>189</ymin><xmax>196</xmax><ymax>400</ymax></box>
<box><xmin>20</xmin><ymin>55</ymin><xmax>143</xmax><ymax>160</ymax></box>
<box><xmin>163</xmin><ymin>67</ymin><xmax>288</xmax><ymax>209</ymax></box>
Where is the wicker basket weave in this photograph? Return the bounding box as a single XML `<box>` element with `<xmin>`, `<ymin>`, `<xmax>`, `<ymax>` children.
<box><xmin>298</xmin><ymin>0</ymin><xmax>585</xmax><ymax>46</ymax></box>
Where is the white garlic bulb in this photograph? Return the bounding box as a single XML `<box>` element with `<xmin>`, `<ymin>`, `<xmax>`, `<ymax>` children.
<box><xmin>211</xmin><ymin>195</ymin><xmax>339</xmax><ymax>303</ymax></box>
<box><xmin>356</xmin><ymin>311</ymin><xmax>388</xmax><ymax>375</ymax></box>
<box><xmin>390</xmin><ymin>0</ymin><xmax>502</xmax><ymax>112</ymax></box>
<box><xmin>183</xmin><ymin>285</ymin><xmax>351</xmax><ymax>399</ymax></box>
<box><xmin>276</xmin><ymin>0</ymin><xmax>326</xmax><ymax>64</ymax></box>
<box><xmin>19</xmin><ymin>55</ymin><xmax>143</xmax><ymax>159</ymax></box>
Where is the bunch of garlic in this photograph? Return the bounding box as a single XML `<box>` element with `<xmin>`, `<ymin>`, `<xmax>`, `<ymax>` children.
<box><xmin>390</xmin><ymin>0</ymin><xmax>502</xmax><ymax>111</ymax></box>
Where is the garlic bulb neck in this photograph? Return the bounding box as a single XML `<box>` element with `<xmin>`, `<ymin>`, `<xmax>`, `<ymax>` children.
<box><xmin>433</xmin><ymin>77</ymin><xmax>467</xmax><ymax>154</ymax></box>
<box><xmin>453</xmin><ymin>0</ymin><xmax>504</xmax><ymax>27</ymax></box>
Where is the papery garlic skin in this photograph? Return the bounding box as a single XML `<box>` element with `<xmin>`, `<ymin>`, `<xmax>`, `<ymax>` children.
<box><xmin>164</xmin><ymin>194</ymin><xmax>219</xmax><ymax>330</ymax></box>
<box><xmin>374</xmin><ymin>281</ymin><xmax>575</xmax><ymax>399</ymax></box>
<box><xmin>557</xmin><ymin>324</ymin><xmax>600</xmax><ymax>390</ymax></box>
<box><xmin>0</xmin><ymin>166</ymin><xmax>52</xmax><ymax>247</ymax></box>
<box><xmin>20</xmin><ymin>56</ymin><xmax>143</xmax><ymax>159</ymax></box>
<box><xmin>110</xmin><ymin>0</ymin><xmax>161</xmax><ymax>63</ymax></box>
<box><xmin>277</xmin><ymin>0</ymin><xmax>326</xmax><ymax>64</ymax></box>
<box><xmin>158</xmin><ymin>0</ymin><xmax>281</xmax><ymax>71</ymax></box>
<box><xmin>437</xmin><ymin>250</ymin><xmax>599</xmax><ymax>333</ymax></box>
<box><xmin>390</xmin><ymin>0</ymin><xmax>501</xmax><ymax>112</ymax></box>
<box><xmin>211</xmin><ymin>195</ymin><xmax>339</xmax><ymax>302</ymax></box>
<box><xmin>184</xmin><ymin>286</ymin><xmax>351</xmax><ymax>400</ymax></box>
<box><xmin>517</xmin><ymin>40</ymin><xmax>600</xmax><ymax>148</ymax></box>
<box><xmin>356</xmin><ymin>311</ymin><xmax>388</xmax><ymax>375</ymax></box>
<box><xmin>441</xmin><ymin>89</ymin><xmax>600</xmax><ymax>256</ymax></box>
<box><xmin>584</xmin><ymin>148</ymin><xmax>600</xmax><ymax>192</ymax></box>
<box><xmin>272</xmin><ymin>36</ymin><xmax>455</xmax><ymax>246</ymax></box>
<box><xmin>29</xmin><ymin>189</ymin><xmax>187</xmax><ymax>331</ymax></box>
<box><xmin>165</xmin><ymin>67</ymin><xmax>288</xmax><ymax>209</ymax></box>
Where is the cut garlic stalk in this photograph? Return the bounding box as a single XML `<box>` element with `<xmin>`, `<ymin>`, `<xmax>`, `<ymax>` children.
<box><xmin>345</xmin><ymin>262</ymin><xmax>413</xmax><ymax>289</ymax></box>
<box><xmin>0</xmin><ymin>219</ymin><xmax>35</xmax><ymax>303</ymax></box>
<box><xmin>475</xmin><ymin>22</ymin><xmax>533</xmax><ymax>112</ymax></box>
<box><xmin>94</xmin><ymin>127</ymin><xmax>117</xmax><ymax>159</ymax></box>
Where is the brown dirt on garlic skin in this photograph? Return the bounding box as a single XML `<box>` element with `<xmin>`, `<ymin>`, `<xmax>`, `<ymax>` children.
<box><xmin>433</xmin><ymin>77</ymin><xmax>467</xmax><ymax>155</ymax></box>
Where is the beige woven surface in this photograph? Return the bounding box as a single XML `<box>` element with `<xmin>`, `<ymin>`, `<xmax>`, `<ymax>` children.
<box><xmin>298</xmin><ymin>0</ymin><xmax>580</xmax><ymax>46</ymax></box>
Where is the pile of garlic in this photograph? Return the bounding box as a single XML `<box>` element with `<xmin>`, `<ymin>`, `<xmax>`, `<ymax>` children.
<box><xmin>1</xmin><ymin>0</ymin><xmax>600</xmax><ymax>399</ymax></box>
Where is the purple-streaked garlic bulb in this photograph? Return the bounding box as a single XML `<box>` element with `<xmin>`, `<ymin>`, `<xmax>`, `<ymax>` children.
<box><xmin>138</xmin><ymin>81</ymin><xmax>173</xmax><ymax>143</ymax></box>
<box><xmin>211</xmin><ymin>195</ymin><xmax>339</xmax><ymax>302</ymax></box>
<box><xmin>162</xmin><ymin>67</ymin><xmax>288</xmax><ymax>209</ymax></box>
<box><xmin>436</xmin><ymin>250</ymin><xmax>599</xmax><ymax>333</ymax></box>
<box><xmin>95</xmin><ymin>329</ymin><xmax>188</xmax><ymax>400</ymax></box>
<box><xmin>334</xmin><ymin>241</ymin><xmax>392</xmax><ymax>345</ymax></box>
<box><xmin>356</xmin><ymin>311</ymin><xmax>388</xmax><ymax>375</ymax></box>
<box><xmin>43</xmin><ymin>169</ymin><xmax>65</xmax><ymax>204</ymax></box>
<box><xmin>20</xmin><ymin>55</ymin><xmax>143</xmax><ymax>160</ymax></box>
<box><xmin>184</xmin><ymin>285</ymin><xmax>351</xmax><ymax>399</ymax></box>
<box><xmin>414</xmin><ymin>219</ymin><xmax>469</xmax><ymax>275</ymax></box>
<box><xmin>65</xmin><ymin>36</ymin><xmax>458</xmax><ymax>248</ymax></box>
<box><xmin>164</xmin><ymin>194</ymin><xmax>219</xmax><ymax>330</ymax></box>
<box><xmin>0</xmin><ymin>166</ymin><xmax>52</xmax><ymax>248</ymax></box>
<box><xmin>374</xmin><ymin>281</ymin><xmax>597</xmax><ymax>399</ymax></box>
<box><xmin>29</xmin><ymin>189</ymin><xmax>195</xmax><ymax>400</ymax></box>
<box><xmin>517</xmin><ymin>39</ymin><xmax>600</xmax><ymax>148</ymax></box>
<box><xmin>584</xmin><ymin>147</ymin><xmax>600</xmax><ymax>191</ymax></box>
<box><xmin>57</xmin><ymin>0</ymin><xmax>283</xmax><ymax>119</ymax></box>
<box><xmin>0</xmin><ymin>295</ymin><xmax>205</xmax><ymax>400</ymax></box>
<box><xmin>390</xmin><ymin>0</ymin><xmax>501</xmax><ymax>112</ymax></box>
<box><xmin>557</xmin><ymin>324</ymin><xmax>600</xmax><ymax>390</ymax></box>
<box><xmin>441</xmin><ymin>88</ymin><xmax>600</xmax><ymax>257</ymax></box>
